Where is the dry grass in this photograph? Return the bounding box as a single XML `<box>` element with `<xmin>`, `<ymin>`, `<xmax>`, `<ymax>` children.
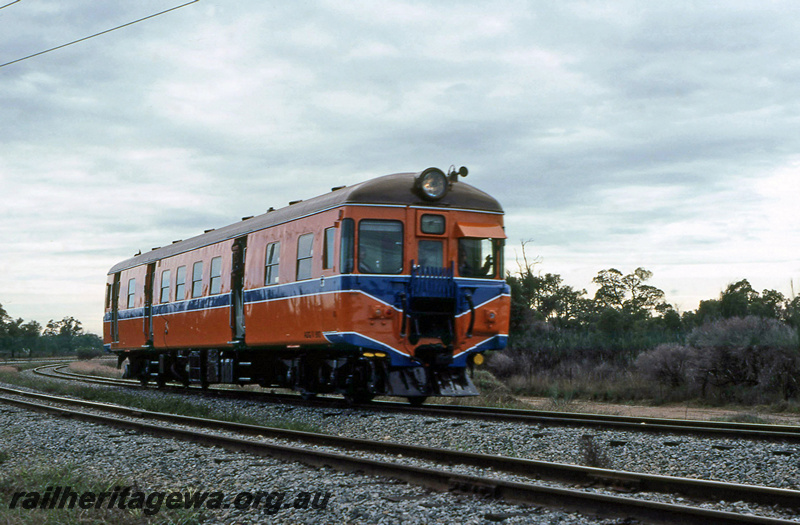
<box><xmin>67</xmin><ymin>360</ymin><xmax>123</xmax><ymax>379</ymax></box>
<box><xmin>0</xmin><ymin>366</ymin><xmax>19</xmax><ymax>375</ymax></box>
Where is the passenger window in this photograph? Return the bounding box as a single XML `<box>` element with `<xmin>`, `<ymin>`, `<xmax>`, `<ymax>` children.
<box><xmin>265</xmin><ymin>241</ymin><xmax>280</xmax><ymax>285</ymax></box>
<box><xmin>296</xmin><ymin>233</ymin><xmax>314</xmax><ymax>280</ymax></box>
<box><xmin>323</xmin><ymin>227</ymin><xmax>336</xmax><ymax>270</ymax></box>
<box><xmin>192</xmin><ymin>261</ymin><xmax>203</xmax><ymax>298</ymax></box>
<box><xmin>175</xmin><ymin>266</ymin><xmax>186</xmax><ymax>301</ymax></box>
<box><xmin>160</xmin><ymin>270</ymin><xmax>171</xmax><ymax>303</ymax></box>
<box><xmin>340</xmin><ymin>219</ymin><xmax>354</xmax><ymax>274</ymax></box>
<box><xmin>458</xmin><ymin>238</ymin><xmax>496</xmax><ymax>278</ymax></box>
<box><xmin>127</xmin><ymin>278</ymin><xmax>136</xmax><ymax>308</ymax></box>
<box><xmin>358</xmin><ymin>220</ymin><xmax>403</xmax><ymax>274</ymax></box>
<box><xmin>418</xmin><ymin>240</ymin><xmax>443</xmax><ymax>268</ymax></box>
<box><xmin>210</xmin><ymin>257</ymin><xmax>222</xmax><ymax>295</ymax></box>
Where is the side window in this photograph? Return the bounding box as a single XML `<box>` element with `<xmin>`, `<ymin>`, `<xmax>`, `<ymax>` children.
<box><xmin>358</xmin><ymin>220</ymin><xmax>403</xmax><ymax>274</ymax></box>
<box><xmin>175</xmin><ymin>266</ymin><xmax>186</xmax><ymax>301</ymax></box>
<box><xmin>192</xmin><ymin>261</ymin><xmax>203</xmax><ymax>298</ymax></box>
<box><xmin>340</xmin><ymin>218</ymin><xmax>354</xmax><ymax>274</ymax></box>
<box><xmin>458</xmin><ymin>238</ymin><xmax>496</xmax><ymax>278</ymax></box>
<box><xmin>160</xmin><ymin>270</ymin><xmax>171</xmax><ymax>303</ymax></box>
<box><xmin>323</xmin><ymin>227</ymin><xmax>336</xmax><ymax>270</ymax></box>
<box><xmin>265</xmin><ymin>241</ymin><xmax>280</xmax><ymax>285</ymax></box>
<box><xmin>296</xmin><ymin>233</ymin><xmax>314</xmax><ymax>281</ymax></box>
<box><xmin>209</xmin><ymin>257</ymin><xmax>222</xmax><ymax>295</ymax></box>
<box><xmin>127</xmin><ymin>278</ymin><xmax>136</xmax><ymax>308</ymax></box>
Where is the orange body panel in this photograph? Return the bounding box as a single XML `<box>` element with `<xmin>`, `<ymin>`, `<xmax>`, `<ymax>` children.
<box><xmin>104</xmin><ymin>199</ymin><xmax>510</xmax><ymax>360</ymax></box>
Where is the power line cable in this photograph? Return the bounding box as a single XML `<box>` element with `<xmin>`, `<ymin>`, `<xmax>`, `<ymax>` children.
<box><xmin>0</xmin><ymin>0</ymin><xmax>199</xmax><ymax>69</ymax></box>
<box><xmin>0</xmin><ymin>1</ymin><xmax>22</xmax><ymax>10</ymax></box>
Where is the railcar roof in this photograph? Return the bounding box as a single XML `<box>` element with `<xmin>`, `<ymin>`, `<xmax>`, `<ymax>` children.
<box><xmin>108</xmin><ymin>171</ymin><xmax>503</xmax><ymax>274</ymax></box>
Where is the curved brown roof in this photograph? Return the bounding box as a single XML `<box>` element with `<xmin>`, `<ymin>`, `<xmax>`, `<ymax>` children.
<box><xmin>108</xmin><ymin>170</ymin><xmax>503</xmax><ymax>274</ymax></box>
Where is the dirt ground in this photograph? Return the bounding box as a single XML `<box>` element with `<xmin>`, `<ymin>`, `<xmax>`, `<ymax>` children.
<box><xmin>518</xmin><ymin>396</ymin><xmax>800</xmax><ymax>426</ymax></box>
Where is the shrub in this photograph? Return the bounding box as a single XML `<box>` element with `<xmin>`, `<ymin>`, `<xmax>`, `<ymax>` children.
<box><xmin>75</xmin><ymin>346</ymin><xmax>104</xmax><ymax>360</ymax></box>
<box><xmin>687</xmin><ymin>316</ymin><xmax>798</xmax><ymax>350</ymax></box>
<box><xmin>635</xmin><ymin>343</ymin><xmax>692</xmax><ymax>388</ymax></box>
<box><xmin>687</xmin><ymin>316</ymin><xmax>800</xmax><ymax>403</ymax></box>
<box><xmin>486</xmin><ymin>352</ymin><xmax>516</xmax><ymax>379</ymax></box>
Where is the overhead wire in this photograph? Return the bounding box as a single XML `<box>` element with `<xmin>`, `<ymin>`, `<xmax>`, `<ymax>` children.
<box><xmin>0</xmin><ymin>1</ymin><xmax>22</xmax><ymax>10</ymax></box>
<box><xmin>0</xmin><ymin>0</ymin><xmax>199</xmax><ymax>69</ymax></box>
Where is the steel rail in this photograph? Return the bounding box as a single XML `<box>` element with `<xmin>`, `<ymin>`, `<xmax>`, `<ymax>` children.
<box><xmin>33</xmin><ymin>363</ymin><xmax>800</xmax><ymax>443</ymax></box>
<box><xmin>0</xmin><ymin>384</ymin><xmax>799</xmax><ymax>514</ymax></box>
<box><xmin>0</xmin><ymin>391</ymin><xmax>796</xmax><ymax>525</ymax></box>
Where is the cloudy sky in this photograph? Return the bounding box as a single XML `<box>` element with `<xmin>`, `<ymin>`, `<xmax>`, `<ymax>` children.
<box><xmin>2</xmin><ymin>1</ymin><xmax>799</xmax><ymax>335</ymax></box>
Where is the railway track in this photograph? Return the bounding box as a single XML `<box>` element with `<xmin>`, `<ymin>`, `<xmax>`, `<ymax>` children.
<box><xmin>31</xmin><ymin>363</ymin><xmax>800</xmax><ymax>443</ymax></box>
<box><xmin>0</xmin><ymin>384</ymin><xmax>797</xmax><ymax>524</ymax></box>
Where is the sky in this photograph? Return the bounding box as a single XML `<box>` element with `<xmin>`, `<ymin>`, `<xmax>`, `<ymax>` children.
<box><xmin>1</xmin><ymin>1</ymin><xmax>799</xmax><ymax>335</ymax></box>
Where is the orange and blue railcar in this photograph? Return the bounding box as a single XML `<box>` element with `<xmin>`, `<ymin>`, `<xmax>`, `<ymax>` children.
<box><xmin>103</xmin><ymin>167</ymin><xmax>510</xmax><ymax>404</ymax></box>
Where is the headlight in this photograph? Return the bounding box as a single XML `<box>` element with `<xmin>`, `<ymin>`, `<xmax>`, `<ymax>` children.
<box><xmin>415</xmin><ymin>167</ymin><xmax>449</xmax><ymax>200</ymax></box>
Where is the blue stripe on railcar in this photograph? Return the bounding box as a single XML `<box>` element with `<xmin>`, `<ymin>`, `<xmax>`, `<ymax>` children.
<box><xmin>105</xmin><ymin>275</ymin><xmax>509</xmax><ymax>319</ymax></box>
<box><xmin>244</xmin><ymin>274</ymin><xmax>509</xmax><ymax>316</ymax></box>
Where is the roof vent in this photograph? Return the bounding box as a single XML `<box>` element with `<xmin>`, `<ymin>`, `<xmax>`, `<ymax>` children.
<box><xmin>267</xmin><ymin>207</ymin><xmax>275</xmax><ymax>213</ymax></box>
<box><xmin>331</xmin><ymin>185</ymin><xmax>346</xmax><ymax>191</ymax></box>
<box><xmin>241</xmin><ymin>216</ymin><xmax>254</xmax><ymax>221</ymax></box>
<box><xmin>204</xmin><ymin>228</ymin><xmax>215</xmax><ymax>233</ymax></box>
<box><xmin>151</xmin><ymin>247</ymin><xmax>161</xmax><ymax>251</ymax></box>
<box><xmin>172</xmin><ymin>240</ymin><xmax>182</xmax><ymax>244</ymax></box>
<box><xmin>289</xmin><ymin>200</ymin><xmax>302</xmax><ymax>205</ymax></box>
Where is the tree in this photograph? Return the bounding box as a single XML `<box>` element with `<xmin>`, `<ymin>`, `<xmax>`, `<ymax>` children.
<box><xmin>751</xmin><ymin>289</ymin><xmax>785</xmax><ymax>319</ymax></box>
<box><xmin>505</xmin><ymin>241</ymin><xmax>588</xmax><ymax>334</ymax></box>
<box><xmin>0</xmin><ymin>303</ymin><xmax>12</xmax><ymax>356</ymax></box>
<box><xmin>719</xmin><ymin>279</ymin><xmax>758</xmax><ymax>318</ymax></box>
<box><xmin>4</xmin><ymin>318</ymin><xmax>41</xmax><ymax>358</ymax></box>
<box><xmin>43</xmin><ymin>316</ymin><xmax>84</xmax><ymax>354</ymax></box>
<box><xmin>694</xmin><ymin>299</ymin><xmax>722</xmax><ymax>325</ymax></box>
<box><xmin>592</xmin><ymin>267</ymin><xmax>667</xmax><ymax>319</ymax></box>
<box><xmin>785</xmin><ymin>296</ymin><xmax>800</xmax><ymax>329</ymax></box>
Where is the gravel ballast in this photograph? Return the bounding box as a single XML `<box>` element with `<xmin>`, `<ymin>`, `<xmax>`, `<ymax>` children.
<box><xmin>1</xmin><ymin>374</ymin><xmax>799</xmax><ymax>524</ymax></box>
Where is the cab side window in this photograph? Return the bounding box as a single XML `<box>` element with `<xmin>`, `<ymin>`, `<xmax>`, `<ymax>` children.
<box><xmin>323</xmin><ymin>227</ymin><xmax>336</xmax><ymax>270</ymax></box>
<box><xmin>458</xmin><ymin>238</ymin><xmax>496</xmax><ymax>278</ymax></box>
<box><xmin>340</xmin><ymin>219</ymin><xmax>354</xmax><ymax>274</ymax></box>
<box><xmin>358</xmin><ymin>220</ymin><xmax>403</xmax><ymax>274</ymax></box>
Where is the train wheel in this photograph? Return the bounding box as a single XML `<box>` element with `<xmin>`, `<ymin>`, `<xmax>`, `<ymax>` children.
<box><xmin>300</xmin><ymin>391</ymin><xmax>317</xmax><ymax>401</ymax></box>
<box><xmin>407</xmin><ymin>396</ymin><xmax>427</xmax><ymax>407</ymax></box>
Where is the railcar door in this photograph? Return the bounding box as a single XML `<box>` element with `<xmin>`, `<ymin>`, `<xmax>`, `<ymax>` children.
<box><xmin>143</xmin><ymin>263</ymin><xmax>155</xmax><ymax>344</ymax></box>
<box><xmin>231</xmin><ymin>236</ymin><xmax>247</xmax><ymax>340</ymax></box>
<box><xmin>111</xmin><ymin>272</ymin><xmax>121</xmax><ymax>342</ymax></box>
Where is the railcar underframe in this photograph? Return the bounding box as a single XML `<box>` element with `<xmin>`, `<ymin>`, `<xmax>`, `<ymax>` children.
<box><xmin>119</xmin><ymin>342</ymin><xmax>478</xmax><ymax>405</ymax></box>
